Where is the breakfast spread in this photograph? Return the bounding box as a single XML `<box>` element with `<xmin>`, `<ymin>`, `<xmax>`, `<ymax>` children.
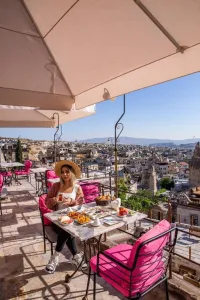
<box><xmin>57</xmin><ymin>200</ymin><xmax>136</xmax><ymax>227</ymax></box>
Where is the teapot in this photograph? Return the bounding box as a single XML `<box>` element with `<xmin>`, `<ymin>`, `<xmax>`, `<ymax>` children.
<box><xmin>110</xmin><ymin>198</ymin><xmax>121</xmax><ymax>211</ymax></box>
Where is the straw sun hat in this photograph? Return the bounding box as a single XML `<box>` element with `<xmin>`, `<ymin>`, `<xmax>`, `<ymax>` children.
<box><xmin>55</xmin><ymin>160</ymin><xmax>81</xmax><ymax>178</ymax></box>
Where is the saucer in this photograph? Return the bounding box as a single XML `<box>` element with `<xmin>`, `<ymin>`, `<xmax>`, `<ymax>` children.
<box><xmin>91</xmin><ymin>221</ymin><xmax>101</xmax><ymax>227</ymax></box>
<box><xmin>116</xmin><ymin>214</ymin><xmax>127</xmax><ymax>218</ymax></box>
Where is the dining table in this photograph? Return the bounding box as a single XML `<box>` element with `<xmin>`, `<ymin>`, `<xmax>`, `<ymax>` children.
<box><xmin>0</xmin><ymin>162</ymin><xmax>25</xmax><ymax>185</ymax></box>
<box><xmin>0</xmin><ymin>162</ymin><xmax>24</xmax><ymax>168</ymax></box>
<box><xmin>44</xmin><ymin>202</ymin><xmax>146</xmax><ymax>282</ymax></box>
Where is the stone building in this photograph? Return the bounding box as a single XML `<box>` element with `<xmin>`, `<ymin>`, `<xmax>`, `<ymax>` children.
<box><xmin>189</xmin><ymin>142</ymin><xmax>200</xmax><ymax>186</ymax></box>
<box><xmin>141</xmin><ymin>165</ymin><xmax>157</xmax><ymax>195</ymax></box>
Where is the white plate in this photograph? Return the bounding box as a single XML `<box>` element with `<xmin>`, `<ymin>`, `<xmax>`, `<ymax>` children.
<box><xmin>116</xmin><ymin>214</ymin><xmax>127</xmax><ymax>218</ymax></box>
<box><xmin>57</xmin><ymin>219</ymin><xmax>74</xmax><ymax>226</ymax></box>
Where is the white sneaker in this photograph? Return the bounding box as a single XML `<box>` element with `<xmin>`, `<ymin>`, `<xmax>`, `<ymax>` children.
<box><xmin>45</xmin><ymin>254</ymin><xmax>59</xmax><ymax>274</ymax></box>
<box><xmin>72</xmin><ymin>253</ymin><xmax>87</xmax><ymax>269</ymax></box>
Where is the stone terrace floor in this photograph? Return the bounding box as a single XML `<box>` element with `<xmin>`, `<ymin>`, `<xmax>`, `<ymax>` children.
<box><xmin>0</xmin><ymin>179</ymin><xmax>196</xmax><ymax>300</ymax></box>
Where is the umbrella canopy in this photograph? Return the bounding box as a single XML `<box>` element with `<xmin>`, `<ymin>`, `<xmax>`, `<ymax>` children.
<box><xmin>1</xmin><ymin>0</ymin><xmax>200</xmax><ymax>110</ymax></box>
<box><xmin>0</xmin><ymin>105</ymin><xmax>95</xmax><ymax>128</ymax></box>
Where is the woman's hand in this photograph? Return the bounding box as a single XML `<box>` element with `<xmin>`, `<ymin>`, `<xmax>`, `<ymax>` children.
<box><xmin>62</xmin><ymin>198</ymin><xmax>72</xmax><ymax>206</ymax></box>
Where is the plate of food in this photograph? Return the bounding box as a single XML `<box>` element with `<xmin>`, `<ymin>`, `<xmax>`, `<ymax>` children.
<box><xmin>117</xmin><ymin>207</ymin><xmax>129</xmax><ymax>218</ymax></box>
<box><xmin>68</xmin><ymin>211</ymin><xmax>81</xmax><ymax>219</ymax></box>
<box><xmin>75</xmin><ymin>213</ymin><xmax>91</xmax><ymax>225</ymax></box>
<box><xmin>58</xmin><ymin>215</ymin><xmax>73</xmax><ymax>225</ymax></box>
<box><xmin>128</xmin><ymin>210</ymin><xmax>135</xmax><ymax>216</ymax></box>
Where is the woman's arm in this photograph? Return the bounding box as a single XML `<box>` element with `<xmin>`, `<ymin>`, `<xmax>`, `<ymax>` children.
<box><xmin>45</xmin><ymin>182</ymin><xmax>60</xmax><ymax>210</ymax></box>
<box><xmin>68</xmin><ymin>185</ymin><xmax>84</xmax><ymax>206</ymax></box>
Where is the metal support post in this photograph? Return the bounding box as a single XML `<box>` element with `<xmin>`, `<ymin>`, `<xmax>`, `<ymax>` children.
<box><xmin>114</xmin><ymin>94</ymin><xmax>126</xmax><ymax>196</ymax></box>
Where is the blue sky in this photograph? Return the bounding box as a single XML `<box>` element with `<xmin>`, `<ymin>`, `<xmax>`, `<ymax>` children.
<box><xmin>1</xmin><ymin>72</ymin><xmax>200</xmax><ymax>141</ymax></box>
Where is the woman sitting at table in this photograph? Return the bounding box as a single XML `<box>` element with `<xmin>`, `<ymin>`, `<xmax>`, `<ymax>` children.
<box><xmin>45</xmin><ymin>160</ymin><xmax>84</xmax><ymax>274</ymax></box>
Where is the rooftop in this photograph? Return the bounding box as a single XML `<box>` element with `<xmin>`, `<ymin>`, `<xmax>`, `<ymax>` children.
<box><xmin>0</xmin><ymin>179</ymin><xmax>200</xmax><ymax>300</ymax></box>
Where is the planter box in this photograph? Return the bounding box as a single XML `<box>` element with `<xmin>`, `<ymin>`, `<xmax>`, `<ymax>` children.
<box><xmin>179</xmin><ymin>265</ymin><xmax>196</xmax><ymax>276</ymax></box>
<box><xmin>183</xmin><ymin>274</ymin><xmax>200</xmax><ymax>288</ymax></box>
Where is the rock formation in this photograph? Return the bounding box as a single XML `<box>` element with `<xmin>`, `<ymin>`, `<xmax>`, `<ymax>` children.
<box><xmin>141</xmin><ymin>165</ymin><xmax>157</xmax><ymax>195</ymax></box>
<box><xmin>189</xmin><ymin>142</ymin><xmax>200</xmax><ymax>186</ymax></box>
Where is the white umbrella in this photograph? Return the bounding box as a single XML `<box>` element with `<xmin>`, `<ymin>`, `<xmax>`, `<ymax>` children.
<box><xmin>0</xmin><ymin>104</ymin><xmax>95</xmax><ymax>128</ymax></box>
<box><xmin>0</xmin><ymin>0</ymin><xmax>200</xmax><ymax>110</ymax></box>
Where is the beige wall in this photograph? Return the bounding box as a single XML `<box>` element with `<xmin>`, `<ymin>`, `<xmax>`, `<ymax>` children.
<box><xmin>177</xmin><ymin>206</ymin><xmax>200</xmax><ymax>226</ymax></box>
<box><xmin>189</xmin><ymin>168</ymin><xmax>200</xmax><ymax>186</ymax></box>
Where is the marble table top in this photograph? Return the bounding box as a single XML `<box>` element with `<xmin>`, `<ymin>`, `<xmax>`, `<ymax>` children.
<box><xmin>44</xmin><ymin>203</ymin><xmax>146</xmax><ymax>241</ymax></box>
<box><xmin>0</xmin><ymin>162</ymin><xmax>24</xmax><ymax>168</ymax></box>
<box><xmin>46</xmin><ymin>177</ymin><xmax>60</xmax><ymax>183</ymax></box>
<box><xmin>30</xmin><ymin>167</ymin><xmax>50</xmax><ymax>174</ymax></box>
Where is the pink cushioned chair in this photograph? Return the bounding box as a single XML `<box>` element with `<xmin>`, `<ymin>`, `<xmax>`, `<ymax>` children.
<box><xmin>14</xmin><ymin>160</ymin><xmax>32</xmax><ymax>184</ymax></box>
<box><xmin>38</xmin><ymin>194</ymin><xmax>57</xmax><ymax>255</ymax></box>
<box><xmin>45</xmin><ymin>170</ymin><xmax>59</xmax><ymax>190</ymax></box>
<box><xmin>83</xmin><ymin>220</ymin><xmax>177</xmax><ymax>300</ymax></box>
<box><xmin>80</xmin><ymin>181</ymin><xmax>100</xmax><ymax>203</ymax></box>
<box><xmin>0</xmin><ymin>168</ymin><xmax>12</xmax><ymax>186</ymax></box>
<box><xmin>0</xmin><ymin>174</ymin><xmax>4</xmax><ymax>215</ymax></box>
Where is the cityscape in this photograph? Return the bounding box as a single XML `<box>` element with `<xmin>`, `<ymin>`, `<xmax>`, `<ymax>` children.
<box><xmin>1</xmin><ymin>1</ymin><xmax>200</xmax><ymax>300</ymax></box>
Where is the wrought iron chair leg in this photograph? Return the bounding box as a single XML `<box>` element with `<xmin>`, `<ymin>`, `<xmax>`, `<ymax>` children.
<box><xmin>93</xmin><ymin>273</ymin><xmax>96</xmax><ymax>300</ymax></box>
<box><xmin>0</xmin><ymin>200</ymin><xmax>2</xmax><ymax>215</ymax></box>
<box><xmin>82</xmin><ymin>267</ymin><xmax>91</xmax><ymax>300</ymax></box>
<box><xmin>43</xmin><ymin>237</ymin><xmax>46</xmax><ymax>253</ymax></box>
<box><xmin>50</xmin><ymin>242</ymin><xmax>53</xmax><ymax>255</ymax></box>
<box><xmin>165</xmin><ymin>278</ymin><xmax>169</xmax><ymax>300</ymax></box>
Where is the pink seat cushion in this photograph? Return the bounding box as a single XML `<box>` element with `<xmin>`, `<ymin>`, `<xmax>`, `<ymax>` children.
<box><xmin>0</xmin><ymin>174</ymin><xmax>3</xmax><ymax>192</ymax></box>
<box><xmin>46</xmin><ymin>170</ymin><xmax>58</xmax><ymax>189</ymax></box>
<box><xmin>80</xmin><ymin>183</ymin><xmax>99</xmax><ymax>203</ymax></box>
<box><xmin>39</xmin><ymin>194</ymin><xmax>53</xmax><ymax>225</ymax></box>
<box><xmin>0</xmin><ymin>171</ymin><xmax>12</xmax><ymax>177</ymax></box>
<box><xmin>90</xmin><ymin>220</ymin><xmax>171</xmax><ymax>298</ymax></box>
<box><xmin>24</xmin><ymin>160</ymin><xmax>32</xmax><ymax>170</ymax></box>
<box><xmin>90</xmin><ymin>244</ymin><xmax>132</xmax><ymax>298</ymax></box>
<box><xmin>123</xmin><ymin>220</ymin><xmax>171</xmax><ymax>296</ymax></box>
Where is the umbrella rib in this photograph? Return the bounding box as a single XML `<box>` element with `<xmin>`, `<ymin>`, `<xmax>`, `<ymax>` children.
<box><xmin>75</xmin><ymin>42</ymin><xmax>200</xmax><ymax>97</ymax></box>
<box><xmin>133</xmin><ymin>0</ymin><xmax>185</xmax><ymax>53</ymax></box>
<box><xmin>44</xmin><ymin>0</ymin><xmax>80</xmax><ymax>38</ymax></box>
<box><xmin>35</xmin><ymin>110</ymin><xmax>55</xmax><ymax>127</ymax></box>
<box><xmin>0</xmin><ymin>26</ymin><xmax>40</xmax><ymax>38</ymax></box>
<box><xmin>21</xmin><ymin>0</ymin><xmax>75</xmax><ymax>101</ymax></box>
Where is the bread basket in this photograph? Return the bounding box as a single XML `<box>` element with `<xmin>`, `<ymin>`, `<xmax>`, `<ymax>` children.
<box><xmin>95</xmin><ymin>196</ymin><xmax>111</xmax><ymax>207</ymax></box>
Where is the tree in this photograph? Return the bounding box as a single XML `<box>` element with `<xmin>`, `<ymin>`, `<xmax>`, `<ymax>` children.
<box><xmin>160</xmin><ymin>178</ymin><xmax>174</xmax><ymax>190</ymax></box>
<box><xmin>15</xmin><ymin>138</ymin><xmax>23</xmax><ymax>163</ymax></box>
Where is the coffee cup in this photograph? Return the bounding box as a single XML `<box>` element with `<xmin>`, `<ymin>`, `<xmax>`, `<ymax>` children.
<box><xmin>93</xmin><ymin>217</ymin><xmax>101</xmax><ymax>226</ymax></box>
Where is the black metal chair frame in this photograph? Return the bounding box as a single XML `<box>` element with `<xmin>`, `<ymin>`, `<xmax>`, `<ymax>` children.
<box><xmin>0</xmin><ymin>168</ymin><xmax>12</xmax><ymax>186</ymax></box>
<box><xmin>14</xmin><ymin>165</ymin><xmax>31</xmax><ymax>185</ymax></box>
<box><xmin>0</xmin><ymin>178</ymin><xmax>3</xmax><ymax>215</ymax></box>
<box><xmin>36</xmin><ymin>172</ymin><xmax>47</xmax><ymax>196</ymax></box>
<box><xmin>83</xmin><ymin>226</ymin><xmax>178</xmax><ymax>300</ymax></box>
<box><xmin>39</xmin><ymin>196</ymin><xmax>56</xmax><ymax>255</ymax></box>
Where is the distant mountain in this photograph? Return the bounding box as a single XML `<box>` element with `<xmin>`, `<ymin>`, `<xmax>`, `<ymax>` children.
<box><xmin>79</xmin><ymin>136</ymin><xmax>200</xmax><ymax>146</ymax></box>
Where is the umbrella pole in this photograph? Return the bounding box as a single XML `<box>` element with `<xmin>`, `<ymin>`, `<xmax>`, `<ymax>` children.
<box><xmin>53</xmin><ymin>113</ymin><xmax>60</xmax><ymax>163</ymax></box>
<box><xmin>114</xmin><ymin>95</ymin><xmax>126</xmax><ymax>197</ymax></box>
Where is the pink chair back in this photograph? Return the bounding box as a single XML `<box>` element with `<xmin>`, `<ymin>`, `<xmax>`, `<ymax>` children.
<box><xmin>123</xmin><ymin>220</ymin><xmax>171</xmax><ymax>295</ymax></box>
<box><xmin>39</xmin><ymin>194</ymin><xmax>53</xmax><ymax>225</ymax></box>
<box><xmin>46</xmin><ymin>170</ymin><xmax>59</xmax><ymax>189</ymax></box>
<box><xmin>80</xmin><ymin>181</ymin><xmax>100</xmax><ymax>203</ymax></box>
<box><xmin>0</xmin><ymin>174</ymin><xmax>3</xmax><ymax>193</ymax></box>
<box><xmin>24</xmin><ymin>160</ymin><xmax>32</xmax><ymax>171</ymax></box>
